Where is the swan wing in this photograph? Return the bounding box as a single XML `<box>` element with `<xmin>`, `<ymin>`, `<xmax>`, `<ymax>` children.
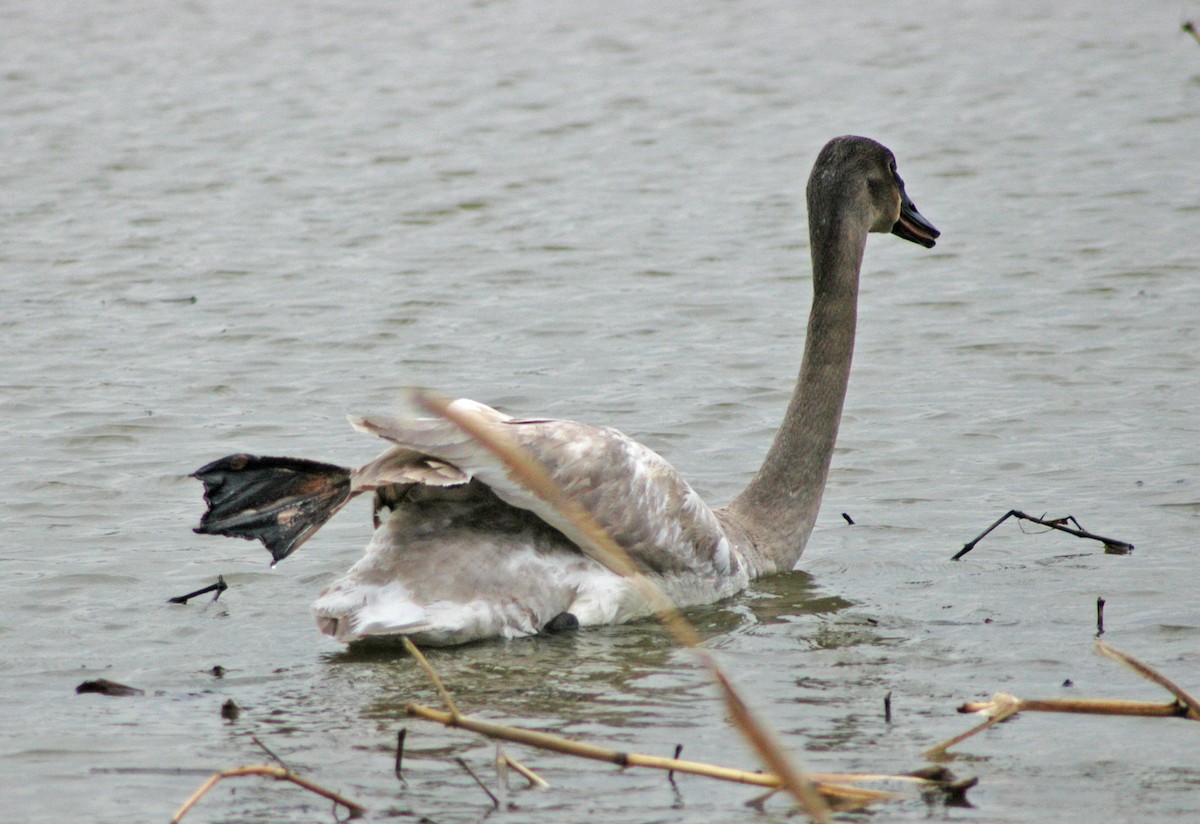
<box><xmin>348</xmin><ymin>399</ymin><xmax>737</xmax><ymax>579</ymax></box>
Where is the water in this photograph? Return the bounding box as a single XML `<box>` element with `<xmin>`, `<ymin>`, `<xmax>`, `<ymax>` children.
<box><xmin>3</xmin><ymin>1</ymin><xmax>1199</xmax><ymax>821</ymax></box>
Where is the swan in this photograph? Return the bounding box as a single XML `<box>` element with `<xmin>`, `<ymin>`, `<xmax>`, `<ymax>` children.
<box><xmin>192</xmin><ymin>135</ymin><xmax>939</xmax><ymax>646</ymax></box>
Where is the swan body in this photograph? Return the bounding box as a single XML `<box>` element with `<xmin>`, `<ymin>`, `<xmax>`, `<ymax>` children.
<box><xmin>192</xmin><ymin>136</ymin><xmax>939</xmax><ymax>646</ymax></box>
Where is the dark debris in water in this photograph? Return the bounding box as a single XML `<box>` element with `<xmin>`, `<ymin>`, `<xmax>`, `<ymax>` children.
<box><xmin>76</xmin><ymin>678</ymin><xmax>144</xmax><ymax>697</ymax></box>
<box><xmin>953</xmin><ymin>509</ymin><xmax>1133</xmax><ymax>559</ymax></box>
<box><xmin>167</xmin><ymin>575</ymin><xmax>228</xmax><ymax>604</ymax></box>
<box><xmin>910</xmin><ymin>766</ymin><xmax>977</xmax><ymax>808</ymax></box>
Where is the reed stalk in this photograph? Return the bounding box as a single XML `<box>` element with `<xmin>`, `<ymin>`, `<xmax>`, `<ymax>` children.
<box><xmin>927</xmin><ymin>640</ymin><xmax>1200</xmax><ymax>758</ymax></box>
<box><xmin>405</xmin><ymin>701</ymin><xmax>897</xmax><ymax>807</ymax></box>
<box><xmin>169</xmin><ymin>765</ymin><xmax>365</xmax><ymax>823</ymax></box>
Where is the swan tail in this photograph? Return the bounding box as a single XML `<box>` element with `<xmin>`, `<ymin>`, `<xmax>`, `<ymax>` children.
<box><xmin>192</xmin><ymin>454</ymin><xmax>353</xmax><ymax>564</ymax></box>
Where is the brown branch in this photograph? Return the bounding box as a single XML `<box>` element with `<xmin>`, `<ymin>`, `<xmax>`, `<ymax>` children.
<box><xmin>455</xmin><ymin>757</ymin><xmax>500</xmax><ymax>808</ymax></box>
<box><xmin>401</xmin><ymin>636</ymin><xmax>460</xmax><ymax>718</ymax></box>
<box><xmin>394</xmin><ymin>729</ymin><xmax>406</xmax><ymax>781</ymax></box>
<box><xmin>168</xmin><ymin>575</ymin><xmax>228</xmax><ymax>604</ymax></box>
<box><xmin>406</xmin><ymin>701</ymin><xmax>904</xmax><ymax>807</ymax></box>
<box><xmin>953</xmin><ymin>509</ymin><xmax>1133</xmax><ymax>559</ymax></box>
<box><xmin>169</xmin><ymin>764</ymin><xmax>365</xmax><ymax>822</ymax></box>
<box><xmin>959</xmin><ymin>695</ymin><xmax>1194</xmax><ymax>718</ymax></box>
<box><xmin>924</xmin><ymin>693</ymin><xmax>1022</xmax><ymax>760</ymax></box>
<box><xmin>927</xmin><ymin>641</ymin><xmax>1200</xmax><ymax>757</ymax></box>
<box><xmin>1095</xmin><ymin>640</ymin><xmax>1200</xmax><ymax>720</ymax></box>
<box><xmin>499</xmin><ymin>753</ymin><xmax>550</xmax><ymax>789</ymax></box>
<box><xmin>249</xmin><ymin>735</ymin><xmax>287</xmax><ymax>770</ymax></box>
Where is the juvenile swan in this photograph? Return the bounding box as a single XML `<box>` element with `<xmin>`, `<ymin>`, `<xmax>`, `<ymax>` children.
<box><xmin>192</xmin><ymin>136</ymin><xmax>939</xmax><ymax>646</ymax></box>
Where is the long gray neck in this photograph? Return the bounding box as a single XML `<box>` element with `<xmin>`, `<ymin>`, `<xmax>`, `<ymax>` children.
<box><xmin>722</xmin><ymin>206</ymin><xmax>868</xmax><ymax>575</ymax></box>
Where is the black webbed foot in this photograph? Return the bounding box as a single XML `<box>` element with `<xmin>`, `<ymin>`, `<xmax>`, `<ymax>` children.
<box><xmin>192</xmin><ymin>454</ymin><xmax>352</xmax><ymax>563</ymax></box>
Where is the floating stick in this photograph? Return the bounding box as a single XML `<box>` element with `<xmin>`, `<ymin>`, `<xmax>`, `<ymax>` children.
<box><xmin>1184</xmin><ymin>21</ymin><xmax>1200</xmax><ymax>45</ymax></box>
<box><xmin>953</xmin><ymin>510</ymin><xmax>1133</xmax><ymax>559</ymax></box>
<box><xmin>168</xmin><ymin>575</ymin><xmax>228</xmax><ymax>604</ymax></box>
<box><xmin>1095</xmin><ymin>640</ymin><xmax>1200</xmax><ymax>719</ymax></box>
<box><xmin>394</xmin><ymin>729</ymin><xmax>406</xmax><ymax>781</ymax></box>
<box><xmin>668</xmin><ymin>744</ymin><xmax>683</xmax><ymax>783</ymax></box>
<box><xmin>500</xmin><ymin>752</ymin><xmax>549</xmax><ymax>789</ymax></box>
<box><xmin>926</xmin><ymin>640</ymin><xmax>1200</xmax><ymax>757</ymax></box>
<box><xmin>924</xmin><ymin>694</ymin><xmax>1022</xmax><ymax>760</ymax></box>
<box><xmin>169</xmin><ymin>765</ymin><xmax>365</xmax><ymax>822</ymax></box>
<box><xmin>249</xmin><ymin>735</ymin><xmax>287</xmax><ymax>769</ymax></box>
<box><xmin>401</xmin><ymin>636</ymin><xmax>459</xmax><ymax>719</ymax></box>
<box><xmin>405</xmin><ymin>701</ymin><xmax>948</xmax><ymax>808</ymax></box>
<box><xmin>494</xmin><ymin>745</ymin><xmax>509</xmax><ymax>805</ymax></box>
<box><xmin>455</xmin><ymin>757</ymin><xmax>500</xmax><ymax>809</ymax></box>
<box><xmin>958</xmin><ymin>694</ymin><xmax>1197</xmax><ymax>719</ymax></box>
<box><xmin>1096</xmin><ymin>597</ymin><xmax>1106</xmax><ymax>636</ymax></box>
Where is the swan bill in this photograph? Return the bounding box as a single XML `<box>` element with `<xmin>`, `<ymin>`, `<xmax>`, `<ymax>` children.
<box><xmin>891</xmin><ymin>191</ymin><xmax>939</xmax><ymax>248</ymax></box>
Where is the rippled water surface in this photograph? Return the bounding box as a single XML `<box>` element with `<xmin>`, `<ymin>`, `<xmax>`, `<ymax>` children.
<box><xmin>3</xmin><ymin>2</ymin><xmax>1200</xmax><ymax>821</ymax></box>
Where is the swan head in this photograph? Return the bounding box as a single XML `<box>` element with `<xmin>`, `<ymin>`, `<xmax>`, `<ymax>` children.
<box><xmin>809</xmin><ymin>135</ymin><xmax>939</xmax><ymax>249</ymax></box>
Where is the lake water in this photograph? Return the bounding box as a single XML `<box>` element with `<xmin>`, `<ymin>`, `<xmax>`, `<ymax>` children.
<box><xmin>3</xmin><ymin>1</ymin><xmax>1199</xmax><ymax>821</ymax></box>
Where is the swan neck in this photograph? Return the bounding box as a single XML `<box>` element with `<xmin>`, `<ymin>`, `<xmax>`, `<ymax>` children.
<box><xmin>725</xmin><ymin>211</ymin><xmax>866</xmax><ymax>574</ymax></box>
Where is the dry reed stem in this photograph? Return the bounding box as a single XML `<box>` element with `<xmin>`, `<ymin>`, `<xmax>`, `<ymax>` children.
<box><xmin>401</xmin><ymin>636</ymin><xmax>460</xmax><ymax>718</ymax></box>
<box><xmin>500</xmin><ymin>753</ymin><xmax>550</xmax><ymax>788</ymax></box>
<box><xmin>413</xmin><ymin>389</ymin><xmax>831</xmax><ymax>820</ymax></box>
<box><xmin>923</xmin><ymin>695</ymin><xmax>1022</xmax><ymax>760</ymax></box>
<box><xmin>1095</xmin><ymin>640</ymin><xmax>1200</xmax><ymax>719</ymax></box>
<box><xmin>169</xmin><ymin>764</ymin><xmax>365</xmax><ymax>822</ymax></box>
<box><xmin>406</xmin><ymin>702</ymin><xmax>899</xmax><ymax>807</ymax></box>
<box><xmin>959</xmin><ymin>695</ymin><xmax>1197</xmax><ymax>718</ymax></box>
<box><xmin>927</xmin><ymin>641</ymin><xmax>1200</xmax><ymax>758</ymax></box>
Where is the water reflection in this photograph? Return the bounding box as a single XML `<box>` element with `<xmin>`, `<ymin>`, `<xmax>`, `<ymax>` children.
<box><xmin>328</xmin><ymin>570</ymin><xmax>858</xmax><ymax>732</ymax></box>
<box><xmin>736</xmin><ymin>570</ymin><xmax>854</xmax><ymax>626</ymax></box>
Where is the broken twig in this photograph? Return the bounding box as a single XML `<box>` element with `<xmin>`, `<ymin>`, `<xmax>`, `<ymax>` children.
<box><xmin>924</xmin><ymin>693</ymin><xmax>1022</xmax><ymax>760</ymax></box>
<box><xmin>953</xmin><ymin>510</ymin><xmax>1133</xmax><ymax>559</ymax></box>
<box><xmin>500</xmin><ymin>752</ymin><xmax>549</xmax><ymax>789</ymax></box>
<box><xmin>169</xmin><ymin>764</ymin><xmax>364</xmax><ymax>822</ymax></box>
<box><xmin>401</xmin><ymin>636</ymin><xmax>459</xmax><ymax>718</ymax></box>
<box><xmin>927</xmin><ymin>640</ymin><xmax>1200</xmax><ymax>758</ymax></box>
<box><xmin>455</xmin><ymin>757</ymin><xmax>500</xmax><ymax>809</ymax></box>
<box><xmin>668</xmin><ymin>744</ymin><xmax>683</xmax><ymax>783</ymax></box>
<box><xmin>408</xmin><ymin>701</ymin><xmax>935</xmax><ymax>807</ymax></box>
<box><xmin>250</xmin><ymin>735</ymin><xmax>286</xmax><ymax>769</ymax></box>
<box><xmin>1096</xmin><ymin>640</ymin><xmax>1200</xmax><ymax>718</ymax></box>
<box><xmin>168</xmin><ymin>575</ymin><xmax>228</xmax><ymax>604</ymax></box>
